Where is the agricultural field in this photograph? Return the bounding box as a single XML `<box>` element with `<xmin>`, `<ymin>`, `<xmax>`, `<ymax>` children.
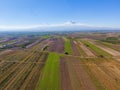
<box><xmin>0</xmin><ymin>31</ymin><xmax>120</xmax><ymax>90</ymax></box>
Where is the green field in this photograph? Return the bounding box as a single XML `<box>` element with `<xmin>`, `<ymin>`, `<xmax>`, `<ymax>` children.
<box><xmin>64</xmin><ymin>38</ymin><xmax>72</xmax><ymax>54</ymax></box>
<box><xmin>37</xmin><ymin>52</ymin><xmax>60</xmax><ymax>90</ymax></box>
<box><xmin>81</xmin><ymin>40</ymin><xmax>112</xmax><ymax>57</ymax></box>
<box><xmin>96</xmin><ymin>40</ymin><xmax>120</xmax><ymax>51</ymax></box>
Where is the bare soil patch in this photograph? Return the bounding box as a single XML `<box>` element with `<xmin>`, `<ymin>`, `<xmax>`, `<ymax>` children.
<box><xmin>66</xmin><ymin>56</ymin><xmax>97</xmax><ymax>90</ymax></box>
<box><xmin>60</xmin><ymin>58</ymin><xmax>73</xmax><ymax>90</ymax></box>
<box><xmin>87</xmin><ymin>61</ymin><xmax>120</xmax><ymax>90</ymax></box>
<box><xmin>71</xmin><ymin>41</ymin><xmax>81</xmax><ymax>56</ymax></box>
<box><xmin>49</xmin><ymin>38</ymin><xmax>64</xmax><ymax>53</ymax></box>
<box><xmin>96</xmin><ymin>45</ymin><xmax>120</xmax><ymax>56</ymax></box>
<box><xmin>79</xmin><ymin>41</ymin><xmax>95</xmax><ymax>57</ymax></box>
<box><xmin>89</xmin><ymin>39</ymin><xmax>120</xmax><ymax>56</ymax></box>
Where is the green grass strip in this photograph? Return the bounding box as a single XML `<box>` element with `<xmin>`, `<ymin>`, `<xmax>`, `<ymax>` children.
<box><xmin>96</xmin><ymin>40</ymin><xmax>120</xmax><ymax>51</ymax></box>
<box><xmin>64</xmin><ymin>38</ymin><xmax>72</xmax><ymax>54</ymax></box>
<box><xmin>81</xmin><ymin>40</ymin><xmax>112</xmax><ymax>57</ymax></box>
<box><xmin>37</xmin><ymin>52</ymin><xmax>60</xmax><ymax>90</ymax></box>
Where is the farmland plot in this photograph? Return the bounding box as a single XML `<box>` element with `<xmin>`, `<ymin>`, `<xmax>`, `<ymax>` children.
<box><xmin>96</xmin><ymin>41</ymin><xmax>120</xmax><ymax>52</ymax></box>
<box><xmin>92</xmin><ymin>40</ymin><xmax>120</xmax><ymax>57</ymax></box>
<box><xmin>60</xmin><ymin>57</ymin><xmax>73</xmax><ymax>90</ymax></box>
<box><xmin>48</xmin><ymin>38</ymin><xmax>64</xmax><ymax>53</ymax></box>
<box><xmin>71</xmin><ymin>41</ymin><xmax>86</xmax><ymax>56</ymax></box>
<box><xmin>81</xmin><ymin>40</ymin><xmax>112</xmax><ymax>57</ymax></box>
<box><xmin>0</xmin><ymin>40</ymin><xmax>50</xmax><ymax>90</ymax></box>
<box><xmin>83</xmin><ymin>58</ymin><xmax>120</xmax><ymax>90</ymax></box>
<box><xmin>61</xmin><ymin>56</ymin><xmax>97</xmax><ymax>90</ymax></box>
<box><xmin>78</xmin><ymin>41</ymin><xmax>95</xmax><ymax>57</ymax></box>
<box><xmin>0</xmin><ymin>51</ymin><xmax>48</xmax><ymax>90</ymax></box>
<box><xmin>64</xmin><ymin>37</ymin><xmax>72</xmax><ymax>54</ymax></box>
<box><xmin>71</xmin><ymin>41</ymin><xmax>80</xmax><ymax>56</ymax></box>
<box><xmin>37</xmin><ymin>53</ymin><xmax>60</xmax><ymax>90</ymax></box>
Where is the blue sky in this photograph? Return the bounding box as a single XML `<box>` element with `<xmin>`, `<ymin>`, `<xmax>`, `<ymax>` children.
<box><xmin>0</xmin><ymin>0</ymin><xmax>120</xmax><ymax>29</ymax></box>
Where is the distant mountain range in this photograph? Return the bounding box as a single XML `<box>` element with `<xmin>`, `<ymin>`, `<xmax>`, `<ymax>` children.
<box><xmin>0</xmin><ymin>21</ymin><xmax>120</xmax><ymax>31</ymax></box>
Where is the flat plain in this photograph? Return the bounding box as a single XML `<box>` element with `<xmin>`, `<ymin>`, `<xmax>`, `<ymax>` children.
<box><xmin>0</xmin><ymin>32</ymin><xmax>120</xmax><ymax>90</ymax></box>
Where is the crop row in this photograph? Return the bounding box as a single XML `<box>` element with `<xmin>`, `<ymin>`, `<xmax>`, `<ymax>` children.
<box><xmin>81</xmin><ymin>40</ymin><xmax>112</xmax><ymax>57</ymax></box>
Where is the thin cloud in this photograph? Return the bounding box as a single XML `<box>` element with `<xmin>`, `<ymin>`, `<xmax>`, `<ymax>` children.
<box><xmin>0</xmin><ymin>21</ymin><xmax>90</xmax><ymax>30</ymax></box>
<box><xmin>0</xmin><ymin>21</ymin><xmax>118</xmax><ymax>31</ymax></box>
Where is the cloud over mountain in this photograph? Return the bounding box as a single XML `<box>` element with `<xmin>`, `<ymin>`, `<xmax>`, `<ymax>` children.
<box><xmin>0</xmin><ymin>21</ymin><xmax>119</xmax><ymax>31</ymax></box>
